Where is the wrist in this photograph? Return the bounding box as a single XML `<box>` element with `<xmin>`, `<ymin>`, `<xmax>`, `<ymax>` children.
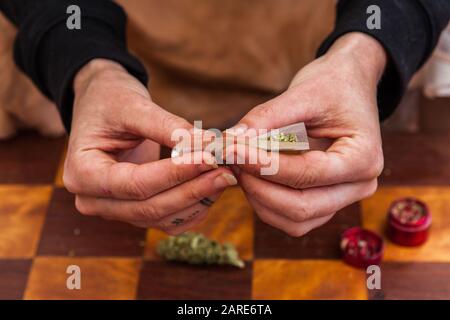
<box><xmin>74</xmin><ymin>58</ymin><xmax>127</xmax><ymax>94</ymax></box>
<box><xmin>324</xmin><ymin>32</ymin><xmax>387</xmax><ymax>86</ymax></box>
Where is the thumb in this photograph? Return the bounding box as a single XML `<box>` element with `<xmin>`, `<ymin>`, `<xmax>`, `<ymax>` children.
<box><xmin>231</xmin><ymin>88</ymin><xmax>314</xmax><ymax>131</ymax></box>
<box><xmin>126</xmin><ymin>102</ymin><xmax>193</xmax><ymax>148</ymax></box>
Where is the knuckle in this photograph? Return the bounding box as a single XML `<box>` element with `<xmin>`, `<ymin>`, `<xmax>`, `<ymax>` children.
<box><xmin>288</xmin><ymin>174</ymin><xmax>302</xmax><ymax>190</ymax></box>
<box><xmin>362</xmin><ymin>148</ymin><xmax>384</xmax><ymax>179</ymax></box>
<box><xmin>288</xmin><ymin>171</ymin><xmax>303</xmax><ymax>189</ymax></box>
<box><xmin>256</xmin><ymin>102</ymin><xmax>276</xmax><ymax>118</ymax></box>
<box><xmin>161</xmin><ymin>114</ymin><xmax>190</xmax><ymax>137</ymax></box>
<box><xmin>290</xmin><ymin>210</ymin><xmax>307</xmax><ymax>223</ymax></box>
<box><xmin>286</xmin><ymin>226</ymin><xmax>308</xmax><ymax>238</ymax></box>
<box><xmin>112</xmin><ymin>166</ymin><xmax>147</xmax><ymax>200</ymax></box>
<box><xmin>188</xmin><ymin>187</ymin><xmax>205</xmax><ymax>202</ymax></box>
<box><xmin>290</xmin><ymin>168</ymin><xmax>318</xmax><ymax>189</ymax></box>
<box><xmin>136</xmin><ymin>202</ymin><xmax>162</xmax><ymax>222</ymax></box>
<box><xmin>364</xmin><ymin>179</ymin><xmax>378</xmax><ymax>198</ymax></box>
<box><xmin>74</xmin><ymin>197</ymin><xmax>95</xmax><ymax>216</ymax></box>
<box><xmin>123</xmin><ymin>186</ymin><xmax>146</xmax><ymax>200</ymax></box>
<box><xmin>171</xmin><ymin>166</ymin><xmax>186</xmax><ymax>186</ymax></box>
<box><xmin>130</xmin><ymin>179</ymin><xmax>150</xmax><ymax>201</ymax></box>
<box><xmin>292</xmin><ymin>201</ymin><xmax>314</xmax><ymax>222</ymax></box>
<box><xmin>63</xmin><ymin>171</ymin><xmax>79</xmax><ymax>194</ymax></box>
<box><xmin>368</xmin><ymin>157</ymin><xmax>384</xmax><ymax>178</ymax></box>
<box><xmin>372</xmin><ymin>152</ymin><xmax>385</xmax><ymax>177</ymax></box>
<box><xmin>63</xmin><ymin>162</ymin><xmax>81</xmax><ymax>193</ymax></box>
<box><xmin>242</xmin><ymin>104</ymin><xmax>272</xmax><ymax>128</ymax></box>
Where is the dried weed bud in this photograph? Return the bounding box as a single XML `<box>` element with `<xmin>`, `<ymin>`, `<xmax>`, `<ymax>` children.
<box><xmin>157</xmin><ymin>232</ymin><xmax>245</xmax><ymax>268</ymax></box>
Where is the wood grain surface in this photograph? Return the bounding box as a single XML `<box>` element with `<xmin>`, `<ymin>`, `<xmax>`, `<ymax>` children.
<box><xmin>0</xmin><ymin>185</ymin><xmax>52</xmax><ymax>258</ymax></box>
<box><xmin>0</xmin><ymin>128</ymin><xmax>449</xmax><ymax>300</ymax></box>
<box><xmin>25</xmin><ymin>257</ymin><xmax>141</xmax><ymax>300</ymax></box>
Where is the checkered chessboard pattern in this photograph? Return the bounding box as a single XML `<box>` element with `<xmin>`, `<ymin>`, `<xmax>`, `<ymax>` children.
<box><xmin>1</xmin><ymin>125</ymin><xmax>450</xmax><ymax>299</ymax></box>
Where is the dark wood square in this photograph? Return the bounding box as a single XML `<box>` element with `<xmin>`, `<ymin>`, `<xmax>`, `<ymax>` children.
<box><xmin>380</xmin><ymin>133</ymin><xmax>450</xmax><ymax>185</ymax></box>
<box><xmin>37</xmin><ymin>188</ymin><xmax>146</xmax><ymax>256</ymax></box>
<box><xmin>0</xmin><ymin>132</ymin><xmax>66</xmax><ymax>183</ymax></box>
<box><xmin>419</xmin><ymin>96</ymin><xmax>450</xmax><ymax>134</ymax></box>
<box><xmin>0</xmin><ymin>260</ymin><xmax>31</xmax><ymax>299</ymax></box>
<box><xmin>137</xmin><ymin>261</ymin><xmax>252</xmax><ymax>300</ymax></box>
<box><xmin>254</xmin><ymin>203</ymin><xmax>361</xmax><ymax>259</ymax></box>
<box><xmin>369</xmin><ymin>262</ymin><xmax>450</xmax><ymax>300</ymax></box>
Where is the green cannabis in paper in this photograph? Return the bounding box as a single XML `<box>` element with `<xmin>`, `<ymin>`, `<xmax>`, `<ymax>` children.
<box><xmin>157</xmin><ymin>232</ymin><xmax>245</xmax><ymax>268</ymax></box>
<box><xmin>267</xmin><ymin>132</ymin><xmax>298</xmax><ymax>143</ymax></box>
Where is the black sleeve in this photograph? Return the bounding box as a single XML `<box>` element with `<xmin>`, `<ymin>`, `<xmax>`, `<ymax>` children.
<box><xmin>317</xmin><ymin>0</ymin><xmax>450</xmax><ymax>121</ymax></box>
<box><xmin>0</xmin><ymin>0</ymin><xmax>148</xmax><ymax>131</ymax></box>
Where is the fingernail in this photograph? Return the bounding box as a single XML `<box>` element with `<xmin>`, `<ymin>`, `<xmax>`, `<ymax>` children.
<box><xmin>205</xmin><ymin>161</ymin><xmax>219</xmax><ymax>169</ymax></box>
<box><xmin>203</xmin><ymin>152</ymin><xmax>218</xmax><ymax>168</ymax></box>
<box><xmin>227</xmin><ymin>124</ymin><xmax>248</xmax><ymax>136</ymax></box>
<box><xmin>214</xmin><ymin>173</ymin><xmax>237</xmax><ymax>188</ymax></box>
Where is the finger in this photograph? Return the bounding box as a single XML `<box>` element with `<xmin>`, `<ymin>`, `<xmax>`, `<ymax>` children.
<box><xmin>64</xmin><ymin>150</ymin><xmax>218</xmax><ymax>200</ymax></box>
<box><xmin>226</xmin><ymin>87</ymin><xmax>383</xmax><ymax>188</ymax></box>
<box><xmin>121</xmin><ymin>102</ymin><xmax>193</xmax><ymax>148</ymax></box>
<box><xmin>106</xmin><ymin>199</ymin><xmax>213</xmax><ymax>232</ymax></box>
<box><xmin>231</xmin><ymin>88</ymin><xmax>317</xmax><ymax>130</ymax></box>
<box><xmin>101</xmin><ymin>202</ymin><xmax>211</xmax><ymax>230</ymax></box>
<box><xmin>74</xmin><ymin>168</ymin><xmax>236</xmax><ymax>223</ymax></box>
<box><xmin>161</xmin><ymin>202</ymin><xmax>214</xmax><ymax>235</ymax></box>
<box><xmin>97</xmin><ymin>214</ymin><xmax>148</xmax><ymax>228</ymax></box>
<box><xmin>163</xmin><ymin>209</ymin><xmax>210</xmax><ymax>235</ymax></box>
<box><xmin>230</xmin><ymin>139</ymin><xmax>383</xmax><ymax>188</ymax></box>
<box><xmin>155</xmin><ymin>192</ymin><xmax>222</xmax><ymax>230</ymax></box>
<box><xmin>246</xmin><ymin>194</ymin><xmax>334</xmax><ymax>237</ymax></box>
<box><xmin>237</xmin><ymin>171</ymin><xmax>377</xmax><ymax>223</ymax></box>
<box><xmin>117</xmin><ymin>139</ymin><xmax>160</xmax><ymax>164</ymax></box>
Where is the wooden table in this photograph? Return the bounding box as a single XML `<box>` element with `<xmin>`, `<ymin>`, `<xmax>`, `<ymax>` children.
<box><xmin>0</xmin><ymin>131</ymin><xmax>449</xmax><ymax>299</ymax></box>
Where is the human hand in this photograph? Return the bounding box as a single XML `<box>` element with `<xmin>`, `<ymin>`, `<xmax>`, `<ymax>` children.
<box><xmin>228</xmin><ymin>33</ymin><xmax>387</xmax><ymax>236</ymax></box>
<box><xmin>64</xmin><ymin>59</ymin><xmax>237</xmax><ymax>234</ymax></box>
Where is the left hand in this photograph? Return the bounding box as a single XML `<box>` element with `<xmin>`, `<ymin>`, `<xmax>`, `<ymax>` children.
<box><xmin>228</xmin><ymin>33</ymin><xmax>387</xmax><ymax>237</ymax></box>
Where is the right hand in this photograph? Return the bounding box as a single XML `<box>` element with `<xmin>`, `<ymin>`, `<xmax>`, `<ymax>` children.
<box><xmin>63</xmin><ymin>59</ymin><xmax>237</xmax><ymax>234</ymax></box>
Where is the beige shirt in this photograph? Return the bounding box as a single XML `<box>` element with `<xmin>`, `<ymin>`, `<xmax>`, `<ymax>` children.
<box><xmin>119</xmin><ymin>0</ymin><xmax>335</xmax><ymax>129</ymax></box>
<box><xmin>0</xmin><ymin>1</ymin><xmax>335</xmax><ymax>137</ymax></box>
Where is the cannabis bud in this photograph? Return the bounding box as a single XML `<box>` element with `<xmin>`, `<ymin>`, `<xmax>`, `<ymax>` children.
<box><xmin>157</xmin><ymin>232</ymin><xmax>245</xmax><ymax>268</ymax></box>
<box><xmin>390</xmin><ymin>199</ymin><xmax>426</xmax><ymax>224</ymax></box>
<box><xmin>267</xmin><ymin>132</ymin><xmax>298</xmax><ymax>143</ymax></box>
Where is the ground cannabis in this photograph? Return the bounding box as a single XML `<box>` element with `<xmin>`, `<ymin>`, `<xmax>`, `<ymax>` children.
<box><xmin>157</xmin><ymin>232</ymin><xmax>245</xmax><ymax>268</ymax></box>
<box><xmin>267</xmin><ymin>132</ymin><xmax>298</xmax><ymax>143</ymax></box>
<box><xmin>391</xmin><ymin>200</ymin><xmax>425</xmax><ymax>224</ymax></box>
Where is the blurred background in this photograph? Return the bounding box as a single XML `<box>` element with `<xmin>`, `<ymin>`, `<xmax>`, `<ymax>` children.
<box><xmin>0</xmin><ymin>1</ymin><xmax>449</xmax><ymax>300</ymax></box>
